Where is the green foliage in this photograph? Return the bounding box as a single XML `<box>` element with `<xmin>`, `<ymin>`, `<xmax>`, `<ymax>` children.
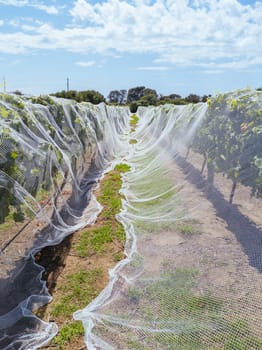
<box><xmin>127</xmin><ymin>86</ymin><xmax>147</xmax><ymax>103</ymax></box>
<box><xmin>130</xmin><ymin>114</ymin><xmax>139</xmax><ymax>126</ymax></box>
<box><xmin>192</xmin><ymin>88</ymin><xmax>262</xmax><ymax>200</ymax></box>
<box><xmin>53</xmin><ymin>321</ymin><xmax>84</xmax><ymax>348</ymax></box>
<box><xmin>13</xmin><ymin>210</ymin><xmax>25</xmax><ymax>223</ymax></box>
<box><xmin>114</xmin><ymin>163</ymin><xmax>131</xmax><ymax>173</ymax></box>
<box><xmin>31</xmin><ymin>95</ymin><xmax>55</xmax><ymax>106</ymax></box>
<box><xmin>125</xmin><ymin>264</ymin><xmax>262</xmax><ymax>349</ymax></box>
<box><xmin>177</xmin><ymin>221</ymin><xmax>200</xmax><ymax>235</ymax></box>
<box><xmin>76</xmin><ymin>224</ymin><xmax>114</xmax><ymax>257</ymax></box>
<box><xmin>75</xmin><ymin>164</ymin><xmax>128</xmax><ymax>257</ymax></box>
<box><xmin>127</xmin><ymin>86</ymin><xmax>159</xmax><ymax>108</ymax></box>
<box><xmin>107</xmin><ymin>89</ymin><xmax>127</xmax><ymax>104</ymax></box>
<box><xmin>51</xmin><ymin>90</ymin><xmax>105</xmax><ymax>104</ymax></box>
<box><xmin>129</xmin><ymin>101</ymin><xmax>138</xmax><ymax>113</ymax></box>
<box><xmin>113</xmin><ymin>252</ymin><xmax>123</xmax><ymax>262</ymax></box>
<box><xmin>0</xmin><ymin>93</ymin><xmax>24</xmax><ymax>109</ymax></box>
<box><xmin>51</xmin><ymin>268</ymin><xmax>103</xmax><ymax>317</ymax></box>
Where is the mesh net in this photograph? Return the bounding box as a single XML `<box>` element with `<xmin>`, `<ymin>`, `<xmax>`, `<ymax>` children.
<box><xmin>0</xmin><ymin>88</ymin><xmax>262</xmax><ymax>349</ymax></box>
<box><xmin>74</xmin><ymin>89</ymin><xmax>262</xmax><ymax>350</ymax></box>
<box><xmin>0</xmin><ymin>93</ymin><xmax>130</xmax><ymax>349</ymax></box>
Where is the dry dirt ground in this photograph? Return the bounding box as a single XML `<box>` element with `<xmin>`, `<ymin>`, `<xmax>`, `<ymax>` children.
<box><xmin>40</xmin><ymin>149</ymin><xmax>262</xmax><ymax>349</ymax></box>
<box><xmin>69</xmin><ymin>148</ymin><xmax>262</xmax><ymax>349</ymax></box>
<box><xmin>2</xmin><ymin>147</ymin><xmax>262</xmax><ymax>349</ymax></box>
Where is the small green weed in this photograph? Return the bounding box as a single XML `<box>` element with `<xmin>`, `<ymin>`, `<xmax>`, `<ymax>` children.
<box><xmin>130</xmin><ymin>114</ymin><xmax>139</xmax><ymax>126</ymax></box>
<box><xmin>51</xmin><ymin>268</ymin><xmax>102</xmax><ymax>317</ymax></box>
<box><xmin>175</xmin><ymin>219</ymin><xmax>200</xmax><ymax>235</ymax></box>
<box><xmin>76</xmin><ymin>225</ymin><xmax>113</xmax><ymax>257</ymax></box>
<box><xmin>114</xmin><ymin>252</ymin><xmax>123</xmax><ymax>262</ymax></box>
<box><xmin>53</xmin><ymin>321</ymin><xmax>84</xmax><ymax>348</ymax></box>
<box><xmin>178</xmin><ymin>223</ymin><xmax>197</xmax><ymax>235</ymax></box>
<box><xmin>114</xmin><ymin>163</ymin><xmax>131</xmax><ymax>173</ymax></box>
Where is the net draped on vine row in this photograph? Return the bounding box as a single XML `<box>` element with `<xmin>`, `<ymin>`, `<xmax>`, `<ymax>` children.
<box><xmin>0</xmin><ymin>88</ymin><xmax>262</xmax><ymax>349</ymax></box>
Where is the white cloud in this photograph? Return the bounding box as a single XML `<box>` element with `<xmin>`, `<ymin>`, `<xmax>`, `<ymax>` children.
<box><xmin>0</xmin><ymin>0</ymin><xmax>262</xmax><ymax>72</ymax></box>
<box><xmin>0</xmin><ymin>20</ymin><xmax>4</xmax><ymax>26</ymax></box>
<box><xmin>137</xmin><ymin>66</ymin><xmax>169</xmax><ymax>71</ymax></box>
<box><xmin>0</xmin><ymin>0</ymin><xmax>58</xmax><ymax>14</ymax></box>
<box><xmin>32</xmin><ymin>3</ymin><xmax>58</xmax><ymax>14</ymax></box>
<box><xmin>76</xmin><ymin>60</ymin><xmax>96</xmax><ymax>67</ymax></box>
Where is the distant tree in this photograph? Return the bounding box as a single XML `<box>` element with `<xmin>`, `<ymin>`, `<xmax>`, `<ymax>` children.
<box><xmin>168</xmin><ymin>93</ymin><xmax>182</xmax><ymax>100</ymax></box>
<box><xmin>127</xmin><ymin>86</ymin><xmax>159</xmax><ymax>106</ymax></box>
<box><xmin>119</xmin><ymin>89</ymin><xmax>127</xmax><ymax>104</ymax></box>
<box><xmin>139</xmin><ymin>93</ymin><xmax>158</xmax><ymax>106</ymax></box>
<box><xmin>51</xmin><ymin>90</ymin><xmax>105</xmax><ymax>104</ymax></box>
<box><xmin>185</xmin><ymin>94</ymin><xmax>201</xmax><ymax>103</ymax></box>
<box><xmin>129</xmin><ymin>102</ymin><xmax>138</xmax><ymax>113</ymax></box>
<box><xmin>144</xmin><ymin>88</ymin><xmax>158</xmax><ymax>99</ymax></box>
<box><xmin>158</xmin><ymin>93</ymin><xmax>187</xmax><ymax>105</ymax></box>
<box><xmin>13</xmin><ymin>90</ymin><xmax>23</xmax><ymax>96</ymax></box>
<box><xmin>201</xmin><ymin>94</ymin><xmax>212</xmax><ymax>102</ymax></box>
<box><xmin>107</xmin><ymin>89</ymin><xmax>127</xmax><ymax>104</ymax></box>
<box><xmin>108</xmin><ymin>90</ymin><xmax>121</xmax><ymax>103</ymax></box>
<box><xmin>127</xmin><ymin>86</ymin><xmax>146</xmax><ymax>102</ymax></box>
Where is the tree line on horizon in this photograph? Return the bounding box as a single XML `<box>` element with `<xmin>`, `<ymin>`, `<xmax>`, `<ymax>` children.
<box><xmin>50</xmin><ymin>86</ymin><xmax>211</xmax><ymax>112</ymax></box>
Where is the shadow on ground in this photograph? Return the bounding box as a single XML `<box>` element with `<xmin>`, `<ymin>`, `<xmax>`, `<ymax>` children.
<box><xmin>175</xmin><ymin>154</ymin><xmax>262</xmax><ymax>273</ymax></box>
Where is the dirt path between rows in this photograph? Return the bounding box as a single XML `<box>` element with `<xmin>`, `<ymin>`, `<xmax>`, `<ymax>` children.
<box><xmin>169</xmin><ymin>150</ymin><xmax>262</xmax><ymax>334</ymax></box>
<box><xmin>40</xmin><ymin>148</ymin><xmax>262</xmax><ymax>349</ymax></box>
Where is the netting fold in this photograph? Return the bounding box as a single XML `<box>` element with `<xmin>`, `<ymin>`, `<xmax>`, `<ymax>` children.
<box><xmin>75</xmin><ymin>89</ymin><xmax>262</xmax><ymax>350</ymax></box>
<box><xmin>1</xmin><ymin>88</ymin><xmax>262</xmax><ymax>349</ymax></box>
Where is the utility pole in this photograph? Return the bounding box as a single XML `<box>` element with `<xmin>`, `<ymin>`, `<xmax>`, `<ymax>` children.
<box><xmin>66</xmin><ymin>77</ymin><xmax>69</xmax><ymax>92</ymax></box>
<box><xmin>3</xmin><ymin>76</ymin><xmax>6</xmax><ymax>92</ymax></box>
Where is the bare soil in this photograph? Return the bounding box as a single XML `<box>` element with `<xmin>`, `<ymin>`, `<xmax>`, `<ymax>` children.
<box><xmin>3</xmin><ymin>146</ymin><xmax>261</xmax><ymax>349</ymax></box>
<box><xmin>38</xmin><ymin>148</ymin><xmax>262</xmax><ymax>349</ymax></box>
<box><xmin>38</xmin><ymin>174</ymin><xmax>125</xmax><ymax>350</ymax></box>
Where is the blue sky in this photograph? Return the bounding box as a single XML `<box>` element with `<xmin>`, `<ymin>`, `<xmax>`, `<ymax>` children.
<box><xmin>0</xmin><ymin>0</ymin><xmax>261</xmax><ymax>98</ymax></box>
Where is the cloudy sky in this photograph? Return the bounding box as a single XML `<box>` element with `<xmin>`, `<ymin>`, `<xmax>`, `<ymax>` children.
<box><xmin>0</xmin><ymin>0</ymin><xmax>261</xmax><ymax>97</ymax></box>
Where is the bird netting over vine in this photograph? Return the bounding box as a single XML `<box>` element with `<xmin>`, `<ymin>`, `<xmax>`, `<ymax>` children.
<box><xmin>0</xmin><ymin>88</ymin><xmax>262</xmax><ymax>349</ymax></box>
<box><xmin>0</xmin><ymin>93</ymin><xmax>130</xmax><ymax>349</ymax></box>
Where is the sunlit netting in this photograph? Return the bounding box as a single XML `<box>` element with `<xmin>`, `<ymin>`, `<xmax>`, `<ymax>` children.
<box><xmin>74</xmin><ymin>88</ymin><xmax>262</xmax><ymax>350</ymax></box>
<box><xmin>0</xmin><ymin>93</ymin><xmax>130</xmax><ymax>349</ymax></box>
<box><xmin>0</xmin><ymin>89</ymin><xmax>262</xmax><ymax>350</ymax></box>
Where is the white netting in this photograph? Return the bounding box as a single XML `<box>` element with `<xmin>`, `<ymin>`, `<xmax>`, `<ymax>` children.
<box><xmin>74</xmin><ymin>89</ymin><xmax>262</xmax><ymax>350</ymax></box>
<box><xmin>0</xmin><ymin>93</ymin><xmax>130</xmax><ymax>349</ymax></box>
<box><xmin>0</xmin><ymin>88</ymin><xmax>262</xmax><ymax>349</ymax></box>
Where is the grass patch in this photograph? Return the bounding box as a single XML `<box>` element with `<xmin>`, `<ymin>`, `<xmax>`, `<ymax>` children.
<box><xmin>124</xmin><ymin>264</ymin><xmax>262</xmax><ymax>349</ymax></box>
<box><xmin>76</xmin><ymin>224</ymin><xmax>114</xmax><ymax>257</ymax></box>
<box><xmin>130</xmin><ymin>114</ymin><xmax>139</xmax><ymax>126</ymax></box>
<box><xmin>176</xmin><ymin>220</ymin><xmax>200</xmax><ymax>235</ymax></box>
<box><xmin>75</xmin><ymin>163</ymin><xmax>128</xmax><ymax>258</ymax></box>
<box><xmin>53</xmin><ymin>321</ymin><xmax>84</xmax><ymax>349</ymax></box>
<box><xmin>51</xmin><ymin>268</ymin><xmax>103</xmax><ymax>318</ymax></box>
<box><xmin>0</xmin><ymin>216</ymin><xmax>15</xmax><ymax>234</ymax></box>
<box><xmin>114</xmin><ymin>163</ymin><xmax>131</xmax><ymax>173</ymax></box>
<box><xmin>49</xmin><ymin>268</ymin><xmax>103</xmax><ymax>348</ymax></box>
<box><xmin>45</xmin><ymin>163</ymin><xmax>129</xmax><ymax>349</ymax></box>
<box><xmin>114</xmin><ymin>252</ymin><xmax>123</xmax><ymax>262</ymax></box>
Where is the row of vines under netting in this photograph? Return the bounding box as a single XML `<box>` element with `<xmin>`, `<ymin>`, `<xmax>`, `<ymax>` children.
<box><xmin>1</xmin><ymin>89</ymin><xmax>261</xmax><ymax>227</ymax></box>
<box><xmin>0</xmin><ymin>93</ymin><xmax>110</xmax><ymax>226</ymax></box>
<box><xmin>0</xmin><ymin>88</ymin><xmax>262</xmax><ymax>350</ymax></box>
<box><xmin>190</xmin><ymin>89</ymin><xmax>262</xmax><ymax>203</ymax></box>
<box><xmin>0</xmin><ymin>92</ymin><xmax>130</xmax><ymax>350</ymax></box>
